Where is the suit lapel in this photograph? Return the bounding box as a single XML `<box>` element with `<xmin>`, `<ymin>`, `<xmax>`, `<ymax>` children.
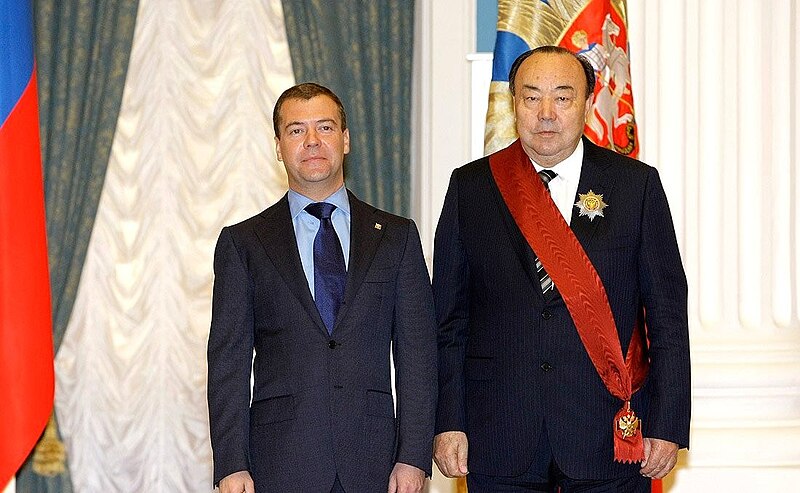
<box><xmin>253</xmin><ymin>195</ymin><xmax>328</xmax><ymax>334</ymax></box>
<box><xmin>336</xmin><ymin>191</ymin><xmax>384</xmax><ymax>329</ymax></box>
<box><xmin>487</xmin><ymin>164</ymin><xmax>544</xmax><ymax>296</ymax></box>
<box><xmin>489</xmin><ymin>139</ymin><xmax>614</xmax><ymax>299</ymax></box>
<box><xmin>570</xmin><ymin>138</ymin><xmax>613</xmax><ymax>248</ymax></box>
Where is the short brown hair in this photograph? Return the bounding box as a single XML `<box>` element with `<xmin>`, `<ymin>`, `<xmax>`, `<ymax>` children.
<box><xmin>273</xmin><ymin>83</ymin><xmax>348</xmax><ymax>137</ymax></box>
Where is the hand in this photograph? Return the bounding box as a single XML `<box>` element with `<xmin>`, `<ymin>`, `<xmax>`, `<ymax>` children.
<box><xmin>640</xmin><ymin>437</ymin><xmax>679</xmax><ymax>479</ymax></box>
<box><xmin>433</xmin><ymin>431</ymin><xmax>469</xmax><ymax>478</ymax></box>
<box><xmin>218</xmin><ymin>470</ymin><xmax>254</xmax><ymax>493</ymax></box>
<box><xmin>388</xmin><ymin>462</ymin><xmax>426</xmax><ymax>493</ymax></box>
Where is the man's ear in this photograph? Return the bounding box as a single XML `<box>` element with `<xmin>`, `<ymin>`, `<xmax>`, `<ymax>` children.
<box><xmin>584</xmin><ymin>94</ymin><xmax>594</xmax><ymax>121</ymax></box>
<box><xmin>274</xmin><ymin>135</ymin><xmax>283</xmax><ymax>161</ymax></box>
<box><xmin>343</xmin><ymin>128</ymin><xmax>350</xmax><ymax>155</ymax></box>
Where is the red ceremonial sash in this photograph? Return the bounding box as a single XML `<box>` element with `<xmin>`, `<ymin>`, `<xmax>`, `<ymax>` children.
<box><xmin>489</xmin><ymin>140</ymin><xmax>649</xmax><ymax>463</ymax></box>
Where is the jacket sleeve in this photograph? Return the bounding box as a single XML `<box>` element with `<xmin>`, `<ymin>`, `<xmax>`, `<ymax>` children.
<box><xmin>432</xmin><ymin>171</ymin><xmax>471</xmax><ymax>435</ymax></box>
<box><xmin>392</xmin><ymin>219</ymin><xmax>438</xmax><ymax>476</ymax></box>
<box><xmin>207</xmin><ymin>227</ymin><xmax>255</xmax><ymax>485</ymax></box>
<box><xmin>638</xmin><ymin>168</ymin><xmax>691</xmax><ymax>448</ymax></box>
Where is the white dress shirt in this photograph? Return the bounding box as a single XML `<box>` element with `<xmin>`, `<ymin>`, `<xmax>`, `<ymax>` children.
<box><xmin>531</xmin><ymin>139</ymin><xmax>584</xmax><ymax>226</ymax></box>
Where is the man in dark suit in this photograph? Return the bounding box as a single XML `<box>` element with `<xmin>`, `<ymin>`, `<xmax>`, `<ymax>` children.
<box><xmin>207</xmin><ymin>83</ymin><xmax>437</xmax><ymax>493</ymax></box>
<box><xmin>432</xmin><ymin>46</ymin><xmax>690</xmax><ymax>492</ymax></box>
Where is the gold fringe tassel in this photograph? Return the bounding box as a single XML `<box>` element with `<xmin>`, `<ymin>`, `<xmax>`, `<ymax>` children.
<box><xmin>32</xmin><ymin>413</ymin><xmax>66</xmax><ymax>477</ymax></box>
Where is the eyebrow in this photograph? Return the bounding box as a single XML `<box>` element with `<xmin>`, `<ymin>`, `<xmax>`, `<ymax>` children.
<box><xmin>285</xmin><ymin>118</ymin><xmax>337</xmax><ymax>128</ymax></box>
<box><xmin>521</xmin><ymin>84</ymin><xmax>577</xmax><ymax>92</ymax></box>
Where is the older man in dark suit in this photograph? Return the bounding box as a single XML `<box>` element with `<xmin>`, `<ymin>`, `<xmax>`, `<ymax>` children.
<box><xmin>208</xmin><ymin>83</ymin><xmax>437</xmax><ymax>493</ymax></box>
<box><xmin>432</xmin><ymin>46</ymin><xmax>690</xmax><ymax>492</ymax></box>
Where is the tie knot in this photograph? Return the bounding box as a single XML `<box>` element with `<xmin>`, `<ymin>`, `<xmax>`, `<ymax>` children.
<box><xmin>538</xmin><ymin>169</ymin><xmax>557</xmax><ymax>187</ymax></box>
<box><xmin>305</xmin><ymin>202</ymin><xmax>337</xmax><ymax>220</ymax></box>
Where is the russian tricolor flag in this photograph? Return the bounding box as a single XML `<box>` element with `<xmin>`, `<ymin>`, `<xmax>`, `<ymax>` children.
<box><xmin>0</xmin><ymin>0</ymin><xmax>56</xmax><ymax>486</ymax></box>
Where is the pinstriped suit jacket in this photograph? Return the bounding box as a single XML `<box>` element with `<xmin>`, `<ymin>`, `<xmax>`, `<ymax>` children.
<box><xmin>208</xmin><ymin>190</ymin><xmax>437</xmax><ymax>492</ymax></box>
<box><xmin>433</xmin><ymin>138</ymin><xmax>690</xmax><ymax>480</ymax></box>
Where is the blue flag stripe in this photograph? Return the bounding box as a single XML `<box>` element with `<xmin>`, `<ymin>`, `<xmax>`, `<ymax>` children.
<box><xmin>490</xmin><ymin>31</ymin><xmax>530</xmax><ymax>83</ymax></box>
<box><xmin>0</xmin><ymin>0</ymin><xmax>36</xmax><ymax>126</ymax></box>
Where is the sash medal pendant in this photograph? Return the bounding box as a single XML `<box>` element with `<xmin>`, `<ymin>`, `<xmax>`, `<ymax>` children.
<box><xmin>616</xmin><ymin>401</ymin><xmax>640</xmax><ymax>439</ymax></box>
<box><xmin>613</xmin><ymin>400</ymin><xmax>644</xmax><ymax>463</ymax></box>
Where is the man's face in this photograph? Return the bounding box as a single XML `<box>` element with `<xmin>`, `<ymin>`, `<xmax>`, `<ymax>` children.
<box><xmin>513</xmin><ymin>52</ymin><xmax>593</xmax><ymax>168</ymax></box>
<box><xmin>275</xmin><ymin>95</ymin><xmax>350</xmax><ymax>199</ymax></box>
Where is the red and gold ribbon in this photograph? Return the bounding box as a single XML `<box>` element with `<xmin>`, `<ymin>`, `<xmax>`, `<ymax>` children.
<box><xmin>489</xmin><ymin>140</ymin><xmax>648</xmax><ymax>463</ymax></box>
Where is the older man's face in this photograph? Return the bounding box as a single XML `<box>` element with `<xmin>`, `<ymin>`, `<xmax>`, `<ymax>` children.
<box><xmin>513</xmin><ymin>52</ymin><xmax>593</xmax><ymax>168</ymax></box>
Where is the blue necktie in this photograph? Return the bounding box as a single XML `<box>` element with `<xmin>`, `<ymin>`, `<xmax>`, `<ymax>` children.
<box><xmin>305</xmin><ymin>202</ymin><xmax>346</xmax><ymax>334</ymax></box>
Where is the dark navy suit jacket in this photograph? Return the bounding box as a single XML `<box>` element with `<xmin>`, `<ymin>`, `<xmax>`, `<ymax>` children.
<box><xmin>208</xmin><ymin>191</ymin><xmax>437</xmax><ymax>492</ymax></box>
<box><xmin>433</xmin><ymin>138</ymin><xmax>690</xmax><ymax>480</ymax></box>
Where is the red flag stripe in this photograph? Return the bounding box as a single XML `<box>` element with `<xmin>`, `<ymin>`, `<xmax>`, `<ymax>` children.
<box><xmin>0</xmin><ymin>66</ymin><xmax>55</xmax><ymax>486</ymax></box>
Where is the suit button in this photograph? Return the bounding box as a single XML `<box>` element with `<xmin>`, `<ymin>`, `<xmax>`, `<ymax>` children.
<box><xmin>328</xmin><ymin>340</ymin><xmax>337</xmax><ymax>349</ymax></box>
<box><xmin>540</xmin><ymin>362</ymin><xmax>553</xmax><ymax>372</ymax></box>
<box><xmin>541</xmin><ymin>309</ymin><xmax>552</xmax><ymax>320</ymax></box>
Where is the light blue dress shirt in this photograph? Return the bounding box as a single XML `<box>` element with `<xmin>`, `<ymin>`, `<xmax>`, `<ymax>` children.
<box><xmin>287</xmin><ymin>185</ymin><xmax>351</xmax><ymax>299</ymax></box>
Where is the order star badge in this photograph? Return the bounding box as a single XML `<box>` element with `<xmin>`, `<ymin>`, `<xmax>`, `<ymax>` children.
<box><xmin>574</xmin><ymin>190</ymin><xmax>608</xmax><ymax>221</ymax></box>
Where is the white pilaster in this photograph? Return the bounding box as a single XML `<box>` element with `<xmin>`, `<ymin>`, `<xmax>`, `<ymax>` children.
<box><xmin>412</xmin><ymin>0</ymin><xmax>476</xmax><ymax>264</ymax></box>
<box><xmin>624</xmin><ymin>0</ymin><xmax>800</xmax><ymax>490</ymax></box>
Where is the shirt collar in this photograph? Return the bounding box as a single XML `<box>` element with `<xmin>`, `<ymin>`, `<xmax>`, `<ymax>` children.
<box><xmin>530</xmin><ymin>138</ymin><xmax>584</xmax><ymax>184</ymax></box>
<box><xmin>288</xmin><ymin>185</ymin><xmax>351</xmax><ymax>220</ymax></box>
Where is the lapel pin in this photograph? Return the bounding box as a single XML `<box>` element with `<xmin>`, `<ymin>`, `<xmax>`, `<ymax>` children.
<box><xmin>374</xmin><ymin>223</ymin><xmax>382</xmax><ymax>230</ymax></box>
<box><xmin>574</xmin><ymin>190</ymin><xmax>608</xmax><ymax>221</ymax></box>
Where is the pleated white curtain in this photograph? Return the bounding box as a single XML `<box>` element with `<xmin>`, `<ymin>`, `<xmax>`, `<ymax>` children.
<box><xmin>54</xmin><ymin>0</ymin><xmax>294</xmax><ymax>490</ymax></box>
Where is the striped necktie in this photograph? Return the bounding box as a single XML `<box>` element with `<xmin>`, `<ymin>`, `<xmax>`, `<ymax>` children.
<box><xmin>536</xmin><ymin>169</ymin><xmax>557</xmax><ymax>299</ymax></box>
